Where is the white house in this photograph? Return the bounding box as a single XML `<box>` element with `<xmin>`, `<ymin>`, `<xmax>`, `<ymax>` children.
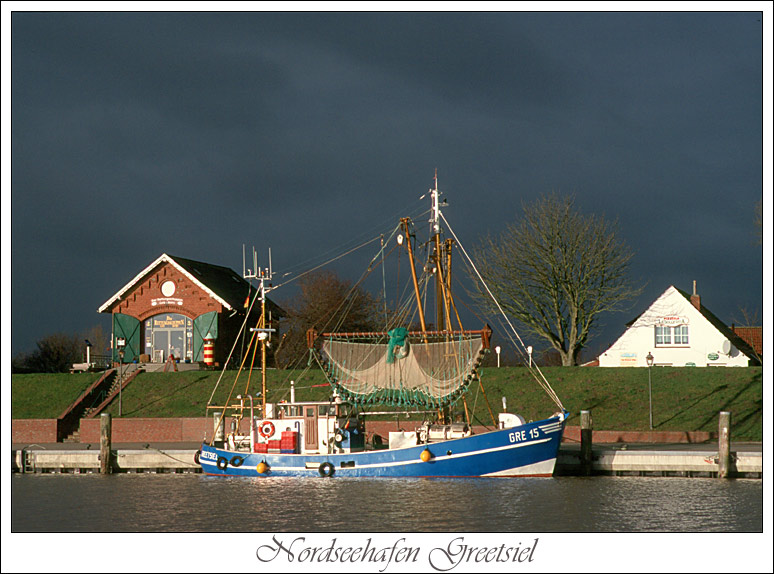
<box><xmin>598</xmin><ymin>282</ymin><xmax>759</xmax><ymax>367</ymax></box>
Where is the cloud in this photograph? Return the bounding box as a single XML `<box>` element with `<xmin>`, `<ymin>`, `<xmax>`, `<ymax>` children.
<box><xmin>9</xmin><ymin>10</ymin><xmax>765</xmax><ymax>355</ymax></box>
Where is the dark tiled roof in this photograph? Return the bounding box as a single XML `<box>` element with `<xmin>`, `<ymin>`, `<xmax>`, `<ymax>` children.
<box><xmin>674</xmin><ymin>288</ymin><xmax>759</xmax><ymax>364</ymax></box>
<box><xmin>168</xmin><ymin>254</ymin><xmax>285</xmax><ymax>317</ymax></box>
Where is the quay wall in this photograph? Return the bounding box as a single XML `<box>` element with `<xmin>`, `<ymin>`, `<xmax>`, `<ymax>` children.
<box><xmin>365</xmin><ymin>422</ymin><xmax>717</xmax><ymax>445</ymax></box>
<box><xmin>13</xmin><ymin>417</ymin><xmax>240</xmax><ymax>445</ymax></box>
<box><xmin>12</xmin><ymin>419</ymin><xmax>58</xmax><ymax>443</ymax></box>
<box><xmin>13</xmin><ymin>418</ymin><xmax>717</xmax><ymax>446</ymax></box>
<box><xmin>561</xmin><ymin>425</ymin><xmax>715</xmax><ymax>444</ymax></box>
<box><xmin>79</xmin><ymin>417</ymin><xmax>211</xmax><ymax>443</ymax></box>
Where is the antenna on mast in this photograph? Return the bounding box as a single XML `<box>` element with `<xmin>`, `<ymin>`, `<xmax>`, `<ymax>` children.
<box><xmin>243</xmin><ymin>246</ymin><xmax>275</xmax><ymax>293</ymax></box>
<box><xmin>430</xmin><ymin>168</ymin><xmax>444</xmax><ymax>235</ymax></box>
<box><xmin>241</xmin><ymin>246</ymin><xmax>276</xmax><ymax>417</ymax></box>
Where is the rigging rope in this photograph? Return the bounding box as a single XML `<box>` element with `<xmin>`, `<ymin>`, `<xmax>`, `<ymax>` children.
<box><xmin>440</xmin><ymin>211</ymin><xmax>565</xmax><ymax>412</ymax></box>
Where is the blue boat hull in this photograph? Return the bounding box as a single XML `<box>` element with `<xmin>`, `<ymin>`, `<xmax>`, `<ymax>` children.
<box><xmin>198</xmin><ymin>413</ymin><xmax>567</xmax><ymax>478</ymax></box>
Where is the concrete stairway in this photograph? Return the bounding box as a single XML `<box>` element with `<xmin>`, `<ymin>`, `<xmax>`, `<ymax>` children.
<box><xmin>56</xmin><ymin>369</ymin><xmax>117</xmax><ymax>442</ymax></box>
<box><xmin>85</xmin><ymin>367</ymin><xmax>145</xmax><ymax>418</ymax></box>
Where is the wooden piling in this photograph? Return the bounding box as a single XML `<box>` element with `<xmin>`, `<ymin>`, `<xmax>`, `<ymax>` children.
<box><xmin>718</xmin><ymin>411</ymin><xmax>731</xmax><ymax>478</ymax></box>
<box><xmin>580</xmin><ymin>410</ymin><xmax>593</xmax><ymax>476</ymax></box>
<box><xmin>100</xmin><ymin>413</ymin><xmax>112</xmax><ymax>474</ymax></box>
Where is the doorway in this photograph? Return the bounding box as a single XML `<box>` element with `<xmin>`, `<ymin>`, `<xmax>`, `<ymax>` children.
<box><xmin>304</xmin><ymin>406</ymin><xmax>318</xmax><ymax>451</ymax></box>
<box><xmin>144</xmin><ymin>313</ymin><xmax>192</xmax><ymax>362</ymax></box>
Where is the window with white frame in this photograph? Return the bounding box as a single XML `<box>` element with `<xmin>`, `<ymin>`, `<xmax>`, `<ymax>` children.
<box><xmin>673</xmin><ymin>325</ymin><xmax>689</xmax><ymax>345</ymax></box>
<box><xmin>655</xmin><ymin>324</ymin><xmax>689</xmax><ymax>346</ymax></box>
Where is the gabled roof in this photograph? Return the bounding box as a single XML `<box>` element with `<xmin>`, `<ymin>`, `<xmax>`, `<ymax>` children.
<box><xmin>673</xmin><ymin>288</ymin><xmax>758</xmax><ymax>363</ymax></box>
<box><xmin>98</xmin><ymin>253</ymin><xmax>284</xmax><ymax>316</ymax></box>
<box><xmin>622</xmin><ymin>285</ymin><xmax>759</xmax><ymax>364</ymax></box>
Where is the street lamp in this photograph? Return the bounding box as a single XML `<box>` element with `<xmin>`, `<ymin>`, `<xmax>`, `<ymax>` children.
<box><xmin>117</xmin><ymin>337</ymin><xmax>126</xmax><ymax>417</ymax></box>
<box><xmin>495</xmin><ymin>345</ymin><xmax>501</xmax><ymax>367</ymax></box>
<box><xmin>527</xmin><ymin>345</ymin><xmax>533</xmax><ymax>368</ymax></box>
<box><xmin>646</xmin><ymin>351</ymin><xmax>654</xmax><ymax>430</ymax></box>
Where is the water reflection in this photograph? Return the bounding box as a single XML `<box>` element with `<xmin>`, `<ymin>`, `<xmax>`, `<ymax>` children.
<box><xmin>11</xmin><ymin>474</ymin><xmax>763</xmax><ymax>533</ymax></box>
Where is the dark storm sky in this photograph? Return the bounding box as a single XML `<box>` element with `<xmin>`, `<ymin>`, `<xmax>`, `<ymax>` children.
<box><xmin>7</xmin><ymin>9</ymin><xmax>768</xmax><ymax>358</ymax></box>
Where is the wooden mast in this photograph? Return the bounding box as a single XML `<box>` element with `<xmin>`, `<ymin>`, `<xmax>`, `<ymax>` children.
<box><xmin>401</xmin><ymin>217</ymin><xmax>428</xmax><ymax>339</ymax></box>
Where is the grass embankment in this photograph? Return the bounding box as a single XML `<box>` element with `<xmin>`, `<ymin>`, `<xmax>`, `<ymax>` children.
<box><xmin>10</xmin><ymin>373</ymin><xmax>102</xmax><ymax>419</ymax></box>
<box><xmin>11</xmin><ymin>366</ymin><xmax>763</xmax><ymax>440</ymax></box>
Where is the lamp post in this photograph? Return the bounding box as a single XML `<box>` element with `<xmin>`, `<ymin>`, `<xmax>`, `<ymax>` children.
<box><xmin>85</xmin><ymin>339</ymin><xmax>92</xmax><ymax>368</ymax></box>
<box><xmin>495</xmin><ymin>345</ymin><xmax>501</xmax><ymax>367</ymax></box>
<box><xmin>117</xmin><ymin>337</ymin><xmax>126</xmax><ymax>417</ymax></box>
<box><xmin>527</xmin><ymin>345</ymin><xmax>533</xmax><ymax>368</ymax></box>
<box><xmin>646</xmin><ymin>352</ymin><xmax>654</xmax><ymax>430</ymax></box>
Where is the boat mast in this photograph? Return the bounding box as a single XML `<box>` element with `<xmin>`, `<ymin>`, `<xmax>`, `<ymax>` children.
<box><xmin>402</xmin><ymin>171</ymin><xmax>443</xmax><ymax>339</ymax></box>
<box><xmin>244</xmin><ymin>247</ymin><xmax>275</xmax><ymax>416</ymax></box>
<box><xmin>401</xmin><ymin>217</ymin><xmax>428</xmax><ymax>339</ymax></box>
<box><xmin>431</xmin><ymin>170</ymin><xmax>445</xmax><ymax>331</ymax></box>
<box><xmin>431</xmin><ymin>170</ymin><xmax>457</xmax><ymax>332</ymax></box>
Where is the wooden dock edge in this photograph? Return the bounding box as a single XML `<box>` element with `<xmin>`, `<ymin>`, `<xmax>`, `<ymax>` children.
<box><xmin>13</xmin><ymin>448</ymin><xmax>202</xmax><ymax>474</ymax></box>
<box><xmin>554</xmin><ymin>447</ymin><xmax>762</xmax><ymax>478</ymax></box>
<box><xmin>12</xmin><ymin>446</ymin><xmax>762</xmax><ymax>477</ymax></box>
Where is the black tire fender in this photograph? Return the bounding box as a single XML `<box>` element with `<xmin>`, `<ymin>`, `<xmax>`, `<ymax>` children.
<box><xmin>318</xmin><ymin>461</ymin><xmax>335</xmax><ymax>477</ymax></box>
<box><xmin>230</xmin><ymin>455</ymin><xmax>245</xmax><ymax>467</ymax></box>
<box><xmin>216</xmin><ymin>456</ymin><xmax>229</xmax><ymax>471</ymax></box>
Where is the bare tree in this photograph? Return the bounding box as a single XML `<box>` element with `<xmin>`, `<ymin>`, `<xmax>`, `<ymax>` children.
<box><xmin>275</xmin><ymin>270</ymin><xmax>383</xmax><ymax>369</ymax></box>
<box><xmin>12</xmin><ymin>325</ymin><xmax>113</xmax><ymax>373</ymax></box>
<box><xmin>472</xmin><ymin>193</ymin><xmax>643</xmax><ymax>366</ymax></box>
<box><xmin>16</xmin><ymin>333</ymin><xmax>82</xmax><ymax>373</ymax></box>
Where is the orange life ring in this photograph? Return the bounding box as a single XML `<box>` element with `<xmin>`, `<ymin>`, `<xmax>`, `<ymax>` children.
<box><xmin>259</xmin><ymin>421</ymin><xmax>275</xmax><ymax>439</ymax></box>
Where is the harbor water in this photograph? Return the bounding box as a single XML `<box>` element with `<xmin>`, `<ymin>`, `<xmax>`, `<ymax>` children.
<box><xmin>11</xmin><ymin>473</ymin><xmax>763</xmax><ymax>533</ymax></box>
<box><xmin>9</xmin><ymin>473</ymin><xmax>767</xmax><ymax>572</ymax></box>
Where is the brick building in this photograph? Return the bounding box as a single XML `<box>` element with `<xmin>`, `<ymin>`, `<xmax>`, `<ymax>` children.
<box><xmin>98</xmin><ymin>253</ymin><xmax>283</xmax><ymax>367</ymax></box>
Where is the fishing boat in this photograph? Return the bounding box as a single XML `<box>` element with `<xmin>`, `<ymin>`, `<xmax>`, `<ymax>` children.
<box><xmin>197</xmin><ymin>174</ymin><xmax>567</xmax><ymax>477</ymax></box>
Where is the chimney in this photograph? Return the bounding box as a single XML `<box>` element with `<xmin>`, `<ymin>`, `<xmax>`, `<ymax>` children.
<box><xmin>690</xmin><ymin>280</ymin><xmax>701</xmax><ymax>311</ymax></box>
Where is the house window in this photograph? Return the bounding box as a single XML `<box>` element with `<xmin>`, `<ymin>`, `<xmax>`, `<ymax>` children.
<box><xmin>673</xmin><ymin>325</ymin><xmax>689</xmax><ymax>345</ymax></box>
<box><xmin>655</xmin><ymin>325</ymin><xmax>689</xmax><ymax>346</ymax></box>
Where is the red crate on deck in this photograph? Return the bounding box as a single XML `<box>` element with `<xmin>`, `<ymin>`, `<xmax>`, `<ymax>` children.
<box><xmin>280</xmin><ymin>431</ymin><xmax>298</xmax><ymax>454</ymax></box>
<box><xmin>253</xmin><ymin>442</ymin><xmax>268</xmax><ymax>453</ymax></box>
<box><xmin>268</xmin><ymin>440</ymin><xmax>282</xmax><ymax>453</ymax></box>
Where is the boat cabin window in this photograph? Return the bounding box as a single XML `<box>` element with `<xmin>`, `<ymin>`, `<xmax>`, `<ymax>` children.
<box><xmin>335</xmin><ymin>404</ymin><xmax>355</xmax><ymax>418</ymax></box>
<box><xmin>277</xmin><ymin>404</ymin><xmax>301</xmax><ymax>417</ymax></box>
<box><xmin>318</xmin><ymin>405</ymin><xmax>336</xmax><ymax>417</ymax></box>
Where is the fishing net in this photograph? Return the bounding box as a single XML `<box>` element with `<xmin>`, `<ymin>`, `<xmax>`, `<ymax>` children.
<box><xmin>320</xmin><ymin>331</ymin><xmax>487</xmax><ymax>408</ymax></box>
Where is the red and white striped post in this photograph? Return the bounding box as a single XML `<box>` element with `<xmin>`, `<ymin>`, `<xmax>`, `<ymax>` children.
<box><xmin>203</xmin><ymin>333</ymin><xmax>215</xmax><ymax>366</ymax></box>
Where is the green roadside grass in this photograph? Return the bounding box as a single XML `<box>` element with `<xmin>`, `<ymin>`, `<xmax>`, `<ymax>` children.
<box><xmin>11</xmin><ymin>366</ymin><xmax>763</xmax><ymax>440</ymax></box>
